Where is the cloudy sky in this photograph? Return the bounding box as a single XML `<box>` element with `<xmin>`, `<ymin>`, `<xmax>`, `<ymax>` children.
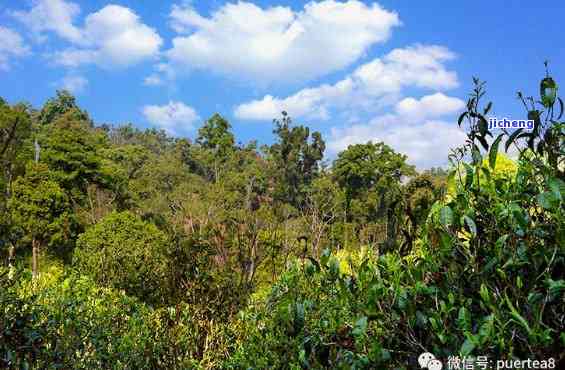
<box><xmin>1</xmin><ymin>0</ymin><xmax>563</xmax><ymax>168</ymax></box>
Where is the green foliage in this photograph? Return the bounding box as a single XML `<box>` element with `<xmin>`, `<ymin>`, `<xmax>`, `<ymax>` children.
<box><xmin>8</xmin><ymin>162</ymin><xmax>77</xmax><ymax>254</ymax></box>
<box><xmin>1</xmin><ymin>68</ymin><xmax>563</xmax><ymax>369</ymax></box>
<box><xmin>73</xmin><ymin>211</ymin><xmax>172</xmax><ymax>305</ymax></box>
<box><xmin>197</xmin><ymin>113</ymin><xmax>236</xmax><ymax>157</ymax></box>
<box><xmin>228</xmin><ymin>71</ymin><xmax>565</xmax><ymax>368</ymax></box>
<box><xmin>334</xmin><ymin>142</ymin><xmax>413</xmax><ymax>201</ymax></box>
<box><xmin>333</xmin><ymin>141</ymin><xmax>416</xmax><ymax>250</ymax></box>
<box><xmin>0</xmin><ymin>100</ymin><xmax>33</xmax><ymax>259</ymax></box>
<box><xmin>267</xmin><ymin>111</ymin><xmax>325</xmax><ymax>208</ymax></box>
<box><xmin>0</xmin><ymin>267</ymin><xmax>232</xmax><ymax>369</ymax></box>
<box><xmin>38</xmin><ymin>114</ymin><xmax>108</xmax><ymax>196</ymax></box>
<box><xmin>0</xmin><ymin>99</ymin><xmax>32</xmax><ymax>177</ymax></box>
<box><xmin>37</xmin><ymin>90</ymin><xmax>90</xmax><ymax>126</ymax></box>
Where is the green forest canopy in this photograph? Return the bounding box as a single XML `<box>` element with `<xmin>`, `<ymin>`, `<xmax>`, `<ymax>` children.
<box><xmin>0</xmin><ymin>72</ymin><xmax>564</xmax><ymax>368</ymax></box>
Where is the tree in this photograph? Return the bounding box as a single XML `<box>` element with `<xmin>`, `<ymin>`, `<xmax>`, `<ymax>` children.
<box><xmin>400</xmin><ymin>173</ymin><xmax>445</xmax><ymax>253</ymax></box>
<box><xmin>266</xmin><ymin>112</ymin><xmax>325</xmax><ymax>208</ymax></box>
<box><xmin>0</xmin><ymin>100</ymin><xmax>32</xmax><ymax>263</ymax></box>
<box><xmin>73</xmin><ymin>211</ymin><xmax>172</xmax><ymax>305</ymax></box>
<box><xmin>333</xmin><ymin>141</ymin><xmax>415</xmax><ymax>219</ymax></box>
<box><xmin>8</xmin><ymin>163</ymin><xmax>76</xmax><ymax>277</ymax></box>
<box><xmin>197</xmin><ymin>114</ymin><xmax>235</xmax><ymax>156</ymax></box>
<box><xmin>38</xmin><ymin>112</ymin><xmax>108</xmax><ymax>198</ymax></box>
<box><xmin>0</xmin><ymin>99</ymin><xmax>32</xmax><ymax>196</ymax></box>
<box><xmin>304</xmin><ymin>174</ymin><xmax>346</xmax><ymax>256</ymax></box>
<box><xmin>37</xmin><ymin>90</ymin><xmax>90</xmax><ymax>126</ymax></box>
<box><xmin>192</xmin><ymin>114</ymin><xmax>236</xmax><ymax>182</ymax></box>
<box><xmin>333</xmin><ymin>142</ymin><xmax>415</xmax><ymax>250</ymax></box>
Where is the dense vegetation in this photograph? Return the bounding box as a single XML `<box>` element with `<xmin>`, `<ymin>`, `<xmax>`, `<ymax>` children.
<box><xmin>1</xmin><ymin>70</ymin><xmax>563</xmax><ymax>369</ymax></box>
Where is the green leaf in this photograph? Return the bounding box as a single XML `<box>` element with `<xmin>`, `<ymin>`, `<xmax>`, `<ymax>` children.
<box><xmin>463</xmin><ymin>163</ymin><xmax>474</xmax><ymax>189</ymax></box>
<box><xmin>504</xmin><ymin>294</ymin><xmax>532</xmax><ymax>335</ymax></box>
<box><xmin>483</xmin><ymin>101</ymin><xmax>493</xmax><ymax>115</ymax></box>
<box><xmin>457</xmin><ymin>112</ymin><xmax>468</xmax><ymax>127</ymax></box>
<box><xmin>546</xmin><ymin>279</ymin><xmax>565</xmax><ymax>300</ymax></box>
<box><xmin>440</xmin><ymin>206</ymin><xmax>454</xmax><ymax>227</ymax></box>
<box><xmin>328</xmin><ymin>257</ymin><xmax>340</xmax><ymax>277</ymax></box>
<box><xmin>536</xmin><ymin>192</ymin><xmax>557</xmax><ymax>209</ymax></box>
<box><xmin>460</xmin><ymin>338</ymin><xmax>475</xmax><ymax>356</ymax></box>
<box><xmin>478</xmin><ymin>116</ymin><xmax>489</xmax><ymax>138</ymax></box>
<box><xmin>481</xmin><ymin>166</ymin><xmax>492</xmax><ymax>183</ymax></box>
<box><xmin>320</xmin><ymin>248</ymin><xmax>331</xmax><ymax>267</ymax></box>
<box><xmin>540</xmin><ymin>77</ymin><xmax>557</xmax><ymax>108</ymax></box>
<box><xmin>489</xmin><ymin>134</ymin><xmax>504</xmax><ymax>169</ymax></box>
<box><xmin>495</xmin><ymin>234</ymin><xmax>509</xmax><ymax>249</ymax></box>
<box><xmin>548</xmin><ymin>178</ymin><xmax>564</xmax><ymax>202</ymax></box>
<box><xmin>478</xmin><ymin>135</ymin><xmax>489</xmax><ymax>151</ymax></box>
<box><xmin>471</xmin><ymin>145</ymin><xmax>482</xmax><ymax>164</ymax></box>
<box><xmin>439</xmin><ymin>232</ymin><xmax>452</xmax><ymax>250</ymax></box>
<box><xmin>527</xmin><ymin>292</ymin><xmax>544</xmax><ymax>305</ymax></box>
<box><xmin>505</xmin><ymin>128</ymin><xmax>524</xmax><ymax>152</ymax></box>
<box><xmin>457</xmin><ymin>307</ymin><xmax>471</xmax><ymax>331</ymax></box>
<box><xmin>352</xmin><ymin>316</ymin><xmax>368</xmax><ymax>336</ymax></box>
<box><xmin>477</xmin><ymin>315</ymin><xmax>494</xmax><ymax>344</ymax></box>
<box><xmin>463</xmin><ymin>216</ymin><xmax>477</xmax><ymax>236</ymax></box>
<box><xmin>479</xmin><ymin>284</ymin><xmax>490</xmax><ymax>304</ymax></box>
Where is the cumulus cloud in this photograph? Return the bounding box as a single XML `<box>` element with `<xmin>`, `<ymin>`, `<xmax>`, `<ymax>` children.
<box><xmin>56</xmin><ymin>74</ymin><xmax>88</xmax><ymax>93</ymax></box>
<box><xmin>234</xmin><ymin>45</ymin><xmax>458</xmax><ymax>121</ymax></box>
<box><xmin>0</xmin><ymin>26</ymin><xmax>31</xmax><ymax>70</ymax></box>
<box><xmin>327</xmin><ymin>93</ymin><xmax>467</xmax><ymax>169</ymax></box>
<box><xmin>164</xmin><ymin>0</ymin><xmax>400</xmax><ymax>84</ymax></box>
<box><xmin>394</xmin><ymin>93</ymin><xmax>465</xmax><ymax>121</ymax></box>
<box><xmin>11</xmin><ymin>0</ymin><xmax>82</xmax><ymax>43</ymax></box>
<box><xmin>13</xmin><ymin>0</ymin><xmax>162</xmax><ymax>68</ymax></box>
<box><xmin>142</xmin><ymin>101</ymin><xmax>200</xmax><ymax>135</ymax></box>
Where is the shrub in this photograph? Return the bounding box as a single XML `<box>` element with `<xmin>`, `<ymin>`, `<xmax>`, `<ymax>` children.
<box><xmin>73</xmin><ymin>211</ymin><xmax>172</xmax><ymax>305</ymax></box>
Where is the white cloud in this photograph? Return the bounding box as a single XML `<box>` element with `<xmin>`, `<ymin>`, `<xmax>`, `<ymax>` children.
<box><xmin>164</xmin><ymin>0</ymin><xmax>400</xmax><ymax>84</ymax></box>
<box><xmin>235</xmin><ymin>45</ymin><xmax>458</xmax><ymax>121</ymax></box>
<box><xmin>144</xmin><ymin>63</ymin><xmax>175</xmax><ymax>86</ymax></box>
<box><xmin>142</xmin><ymin>101</ymin><xmax>200</xmax><ymax>134</ymax></box>
<box><xmin>53</xmin><ymin>5</ymin><xmax>163</xmax><ymax>68</ymax></box>
<box><xmin>0</xmin><ymin>26</ymin><xmax>31</xmax><ymax>70</ymax></box>
<box><xmin>327</xmin><ymin>93</ymin><xmax>467</xmax><ymax>169</ymax></box>
<box><xmin>11</xmin><ymin>0</ymin><xmax>83</xmax><ymax>43</ymax></box>
<box><xmin>57</xmin><ymin>74</ymin><xmax>88</xmax><ymax>93</ymax></box>
<box><xmin>13</xmin><ymin>1</ymin><xmax>162</xmax><ymax>68</ymax></box>
<box><xmin>394</xmin><ymin>93</ymin><xmax>465</xmax><ymax>121</ymax></box>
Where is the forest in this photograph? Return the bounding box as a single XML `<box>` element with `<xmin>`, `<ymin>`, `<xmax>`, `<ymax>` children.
<box><xmin>0</xmin><ymin>70</ymin><xmax>563</xmax><ymax>369</ymax></box>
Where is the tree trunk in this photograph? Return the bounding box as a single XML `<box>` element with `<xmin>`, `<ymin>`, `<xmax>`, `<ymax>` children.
<box><xmin>32</xmin><ymin>238</ymin><xmax>39</xmax><ymax>278</ymax></box>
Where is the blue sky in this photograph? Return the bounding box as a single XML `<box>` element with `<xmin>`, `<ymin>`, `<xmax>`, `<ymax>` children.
<box><xmin>1</xmin><ymin>0</ymin><xmax>563</xmax><ymax>168</ymax></box>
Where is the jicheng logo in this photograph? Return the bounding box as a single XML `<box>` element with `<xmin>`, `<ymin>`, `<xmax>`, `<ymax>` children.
<box><xmin>419</xmin><ymin>352</ymin><xmax>443</xmax><ymax>370</ymax></box>
<box><xmin>488</xmin><ymin>117</ymin><xmax>534</xmax><ymax>130</ymax></box>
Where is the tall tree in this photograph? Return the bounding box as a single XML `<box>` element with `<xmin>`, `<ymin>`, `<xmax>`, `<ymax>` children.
<box><xmin>1</xmin><ymin>99</ymin><xmax>32</xmax><ymax>263</ymax></box>
<box><xmin>194</xmin><ymin>114</ymin><xmax>236</xmax><ymax>181</ymax></box>
<box><xmin>197</xmin><ymin>113</ymin><xmax>235</xmax><ymax>156</ymax></box>
<box><xmin>0</xmin><ymin>99</ymin><xmax>32</xmax><ymax>197</ymax></box>
<box><xmin>37</xmin><ymin>90</ymin><xmax>90</xmax><ymax>126</ymax></box>
<box><xmin>333</xmin><ymin>141</ymin><xmax>414</xmax><ymax>213</ymax></box>
<box><xmin>8</xmin><ymin>163</ymin><xmax>76</xmax><ymax>277</ymax></box>
<box><xmin>333</xmin><ymin>141</ymin><xmax>415</xmax><ymax>249</ymax></box>
<box><xmin>267</xmin><ymin>112</ymin><xmax>325</xmax><ymax>208</ymax></box>
<box><xmin>38</xmin><ymin>111</ymin><xmax>108</xmax><ymax>199</ymax></box>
